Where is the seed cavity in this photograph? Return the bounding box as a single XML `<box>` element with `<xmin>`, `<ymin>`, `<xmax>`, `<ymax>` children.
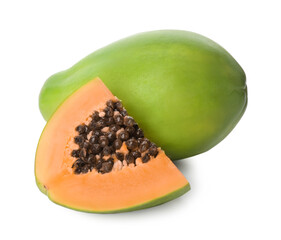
<box><xmin>71</xmin><ymin>99</ymin><xmax>159</xmax><ymax>174</ymax></box>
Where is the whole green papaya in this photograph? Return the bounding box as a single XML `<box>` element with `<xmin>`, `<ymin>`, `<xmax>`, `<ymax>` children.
<box><xmin>39</xmin><ymin>30</ymin><xmax>247</xmax><ymax>160</ymax></box>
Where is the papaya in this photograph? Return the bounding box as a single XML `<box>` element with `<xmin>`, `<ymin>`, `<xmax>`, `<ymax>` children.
<box><xmin>35</xmin><ymin>78</ymin><xmax>190</xmax><ymax>213</ymax></box>
<box><xmin>39</xmin><ymin>30</ymin><xmax>247</xmax><ymax>160</ymax></box>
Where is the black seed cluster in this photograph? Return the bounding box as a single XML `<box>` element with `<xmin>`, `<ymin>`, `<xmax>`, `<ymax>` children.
<box><xmin>71</xmin><ymin>100</ymin><xmax>159</xmax><ymax>174</ymax></box>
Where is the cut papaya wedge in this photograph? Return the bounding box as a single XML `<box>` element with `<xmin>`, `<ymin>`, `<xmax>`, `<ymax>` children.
<box><xmin>35</xmin><ymin>78</ymin><xmax>190</xmax><ymax>213</ymax></box>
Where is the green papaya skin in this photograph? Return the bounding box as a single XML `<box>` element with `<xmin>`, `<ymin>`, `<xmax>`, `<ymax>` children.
<box><xmin>39</xmin><ymin>30</ymin><xmax>247</xmax><ymax>160</ymax></box>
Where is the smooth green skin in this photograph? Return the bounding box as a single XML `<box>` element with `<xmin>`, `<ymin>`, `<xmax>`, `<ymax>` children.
<box><xmin>39</xmin><ymin>30</ymin><xmax>247</xmax><ymax>160</ymax></box>
<box><xmin>36</xmin><ymin>178</ymin><xmax>190</xmax><ymax>213</ymax></box>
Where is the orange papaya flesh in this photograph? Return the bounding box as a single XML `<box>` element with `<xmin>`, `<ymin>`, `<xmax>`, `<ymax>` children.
<box><xmin>35</xmin><ymin>78</ymin><xmax>190</xmax><ymax>213</ymax></box>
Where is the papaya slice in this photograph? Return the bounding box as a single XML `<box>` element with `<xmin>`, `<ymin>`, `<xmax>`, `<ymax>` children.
<box><xmin>35</xmin><ymin>78</ymin><xmax>190</xmax><ymax>213</ymax></box>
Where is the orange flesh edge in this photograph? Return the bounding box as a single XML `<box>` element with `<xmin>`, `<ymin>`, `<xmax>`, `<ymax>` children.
<box><xmin>35</xmin><ymin>78</ymin><xmax>188</xmax><ymax>211</ymax></box>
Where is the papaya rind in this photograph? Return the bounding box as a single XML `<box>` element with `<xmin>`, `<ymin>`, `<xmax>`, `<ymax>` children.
<box><xmin>36</xmin><ymin>178</ymin><xmax>48</xmax><ymax>195</ymax></box>
<box><xmin>45</xmin><ymin>182</ymin><xmax>190</xmax><ymax>214</ymax></box>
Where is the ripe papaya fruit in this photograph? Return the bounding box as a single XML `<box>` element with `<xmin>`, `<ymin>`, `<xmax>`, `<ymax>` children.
<box><xmin>39</xmin><ymin>30</ymin><xmax>247</xmax><ymax>160</ymax></box>
<box><xmin>36</xmin><ymin>78</ymin><xmax>190</xmax><ymax>213</ymax></box>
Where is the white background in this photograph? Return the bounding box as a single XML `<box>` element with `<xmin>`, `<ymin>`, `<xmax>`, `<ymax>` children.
<box><xmin>1</xmin><ymin>1</ymin><xmax>280</xmax><ymax>239</ymax></box>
